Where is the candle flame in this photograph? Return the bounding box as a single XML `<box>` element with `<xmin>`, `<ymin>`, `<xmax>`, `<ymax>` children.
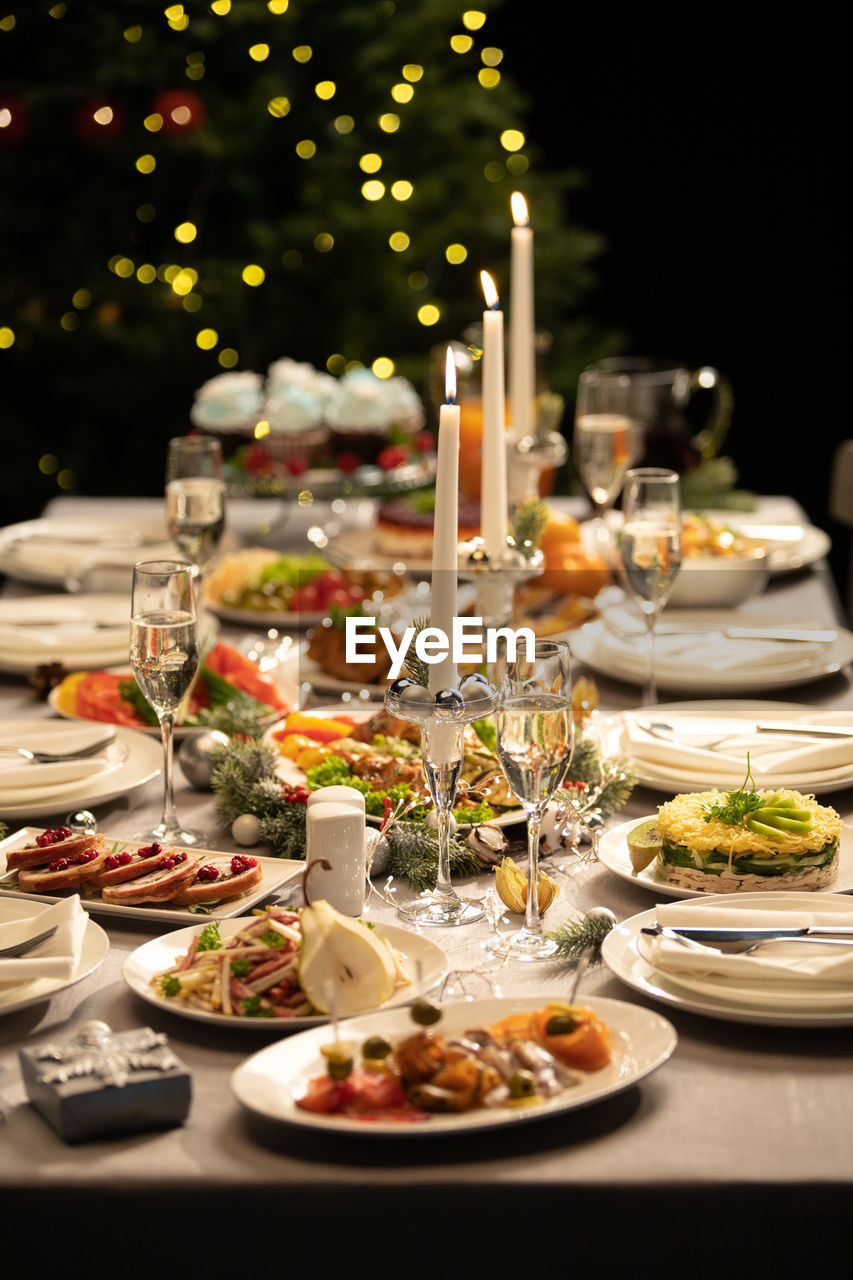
<box><xmin>480</xmin><ymin>269</ymin><xmax>499</xmax><ymax>310</ymax></box>
<box><xmin>444</xmin><ymin>346</ymin><xmax>457</xmax><ymax>404</ymax></box>
<box><xmin>511</xmin><ymin>191</ymin><xmax>529</xmax><ymax>226</ymax></box>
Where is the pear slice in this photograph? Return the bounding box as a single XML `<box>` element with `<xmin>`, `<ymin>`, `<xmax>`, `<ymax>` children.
<box><xmin>626</xmin><ymin>819</ymin><xmax>663</xmax><ymax>875</ymax></box>
<box><xmin>299</xmin><ymin>899</ymin><xmax>398</xmax><ymax>1016</ymax></box>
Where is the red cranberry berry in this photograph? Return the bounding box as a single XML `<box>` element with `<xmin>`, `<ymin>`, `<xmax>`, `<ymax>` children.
<box><xmin>337</xmin><ymin>451</ymin><xmax>361</xmax><ymax>475</ymax></box>
<box><xmin>231</xmin><ymin>855</ymin><xmax>257</xmax><ymax>874</ymax></box>
<box><xmin>197</xmin><ymin>864</ymin><xmax>220</xmax><ymax>881</ymax></box>
<box><xmin>49</xmin><ymin>858</ymin><xmax>69</xmax><ymax>872</ymax></box>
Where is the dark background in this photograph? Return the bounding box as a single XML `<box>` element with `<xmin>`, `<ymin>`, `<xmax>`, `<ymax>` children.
<box><xmin>490</xmin><ymin>12</ymin><xmax>848</xmax><ymax>586</ymax></box>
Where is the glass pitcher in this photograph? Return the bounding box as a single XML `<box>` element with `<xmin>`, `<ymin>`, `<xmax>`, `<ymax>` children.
<box><xmin>582</xmin><ymin>357</ymin><xmax>733</xmax><ymax>473</ymax></box>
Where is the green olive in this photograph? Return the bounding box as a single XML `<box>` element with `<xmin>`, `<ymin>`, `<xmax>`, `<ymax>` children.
<box><xmin>508</xmin><ymin>1069</ymin><xmax>536</xmax><ymax>1098</ymax></box>
<box><xmin>410</xmin><ymin>999</ymin><xmax>442</xmax><ymax>1027</ymax></box>
<box><xmin>326</xmin><ymin>1056</ymin><xmax>353</xmax><ymax>1081</ymax></box>
<box><xmin>362</xmin><ymin>1035</ymin><xmax>392</xmax><ymax>1060</ymax></box>
<box><xmin>545</xmin><ymin>1013</ymin><xmax>579</xmax><ymax>1036</ymax></box>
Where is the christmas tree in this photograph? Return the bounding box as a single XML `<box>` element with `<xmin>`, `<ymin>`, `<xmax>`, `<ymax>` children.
<box><xmin>0</xmin><ymin>0</ymin><xmax>615</xmax><ymax>515</ymax></box>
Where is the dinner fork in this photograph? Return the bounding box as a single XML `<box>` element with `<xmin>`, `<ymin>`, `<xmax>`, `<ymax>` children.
<box><xmin>0</xmin><ymin>926</ymin><xmax>58</xmax><ymax>959</ymax></box>
<box><xmin>0</xmin><ymin>737</ymin><xmax>114</xmax><ymax>764</ymax></box>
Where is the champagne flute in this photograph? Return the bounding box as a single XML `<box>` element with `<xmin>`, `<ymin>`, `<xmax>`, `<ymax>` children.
<box><xmin>130</xmin><ymin>560</ymin><xmax>207</xmax><ymax>847</ymax></box>
<box><xmin>165</xmin><ymin>436</ymin><xmax>226</xmax><ymax>572</ymax></box>
<box><xmin>573</xmin><ymin>369</ymin><xmax>644</xmax><ymax>531</ymax></box>
<box><xmin>489</xmin><ymin>639</ymin><xmax>574</xmax><ymax>961</ymax></box>
<box><xmin>620</xmin><ymin>467</ymin><xmax>683</xmax><ymax>704</ymax></box>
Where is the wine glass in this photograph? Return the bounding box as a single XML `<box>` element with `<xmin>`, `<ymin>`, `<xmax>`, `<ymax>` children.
<box><xmin>573</xmin><ymin>369</ymin><xmax>644</xmax><ymax>535</ymax></box>
<box><xmin>489</xmin><ymin>639</ymin><xmax>575</xmax><ymax>961</ymax></box>
<box><xmin>130</xmin><ymin>559</ymin><xmax>208</xmax><ymax>847</ymax></box>
<box><xmin>165</xmin><ymin>436</ymin><xmax>226</xmax><ymax>573</ymax></box>
<box><xmin>620</xmin><ymin>467</ymin><xmax>683</xmax><ymax>704</ymax></box>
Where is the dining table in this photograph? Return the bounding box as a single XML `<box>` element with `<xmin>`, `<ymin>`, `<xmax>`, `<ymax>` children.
<box><xmin>1</xmin><ymin>490</ymin><xmax>852</xmax><ymax>1274</ymax></box>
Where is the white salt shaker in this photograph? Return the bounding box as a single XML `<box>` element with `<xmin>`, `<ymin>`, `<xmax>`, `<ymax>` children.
<box><xmin>306</xmin><ymin>785</ymin><xmax>366</xmax><ymax>814</ymax></box>
<box><xmin>305</xmin><ymin>800</ymin><xmax>367</xmax><ymax>916</ymax></box>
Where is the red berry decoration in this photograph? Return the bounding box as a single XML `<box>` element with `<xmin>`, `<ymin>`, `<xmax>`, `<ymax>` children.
<box><xmin>337</xmin><ymin>451</ymin><xmax>361</xmax><ymax>475</ymax></box>
<box><xmin>377</xmin><ymin>445</ymin><xmax>410</xmax><ymax>470</ymax></box>
<box><xmin>414</xmin><ymin>431</ymin><xmax>434</xmax><ymax>454</ymax></box>
<box><xmin>197</xmin><ymin>865</ymin><xmax>220</xmax><ymax>882</ymax></box>
<box><xmin>285</xmin><ymin>457</ymin><xmax>308</xmax><ymax>477</ymax></box>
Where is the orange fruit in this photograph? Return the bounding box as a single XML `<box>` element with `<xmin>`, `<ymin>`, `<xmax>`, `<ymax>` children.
<box><xmin>539</xmin><ymin>545</ymin><xmax>611</xmax><ymax>598</ymax></box>
<box><xmin>538</xmin><ymin>512</ymin><xmax>582</xmax><ymax>557</ymax></box>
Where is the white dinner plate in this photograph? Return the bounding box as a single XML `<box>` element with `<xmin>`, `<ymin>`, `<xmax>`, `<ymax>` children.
<box><xmin>324</xmin><ymin>526</ymin><xmax>433</xmax><ymax>577</ymax></box>
<box><xmin>0</xmin><ymin>595</ymin><xmax>132</xmax><ymax>674</ymax></box>
<box><xmin>602</xmin><ymin>893</ymin><xmax>853</xmax><ymax>1026</ymax></box>
<box><xmin>689</xmin><ymin>512</ymin><xmax>832</xmax><ymax>575</ymax></box>
<box><xmin>124</xmin><ymin>918</ymin><xmax>448</xmax><ymax>1031</ymax></box>
<box><xmin>0</xmin><ymin>517</ymin><xmax>175</xmax><ymax>588</ymax></box>
<box><xmin>0</xmin><ymin>722</ymin><xmax>161</xmax><ymax>818</ymax></box>
<box><xmin>230</xmin><ymin>995</ymin><xmax>677</xmax><ymax>1135</ymax></box>
<box><xmin>0</xmin><ymin>826</ymin><xmax>305</xmax><ymax>924</ymax></box>
<box><xmin>596</xmin><ymin>814</ymin><xmax>853</xmax><ymax>899</ymax></box>
<box><xmin>569</xmin><ymin>616</ymin><xmax>853</xmax><ymax>693</ymax></box>
<box><xmin>264</xmin><ymin>703</ymin><xmax>525</xmax><ymax>829</ymax></box>
<box><xmin>0</xmin><ymin>895</ymin><xmax>109</xmax><ymax>1016</ymax></box>
<box><xmin>602</xmin><ymin>700</ymin><xmax>853</xmax><ymax>795</ymax></box>
<box><xmin>203</xmin><ymin>599</ymin><xmax>329</xmax><ymax>629</ymax></box>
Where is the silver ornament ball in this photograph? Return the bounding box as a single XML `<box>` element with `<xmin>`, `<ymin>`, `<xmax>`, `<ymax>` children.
<box><xmin>66</xmin><ymin>809</ymin><xmax>97</xmax><ymax>834</ymax></box>
<box><xmin>178</xmin><ymin>730</ymin><xmax>230</xmax><ymax>789</ymax></box>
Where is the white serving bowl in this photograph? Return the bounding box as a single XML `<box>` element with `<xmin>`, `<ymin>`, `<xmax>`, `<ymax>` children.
<box><xmin>668</xmin><ymin>545</ymin><xmax>769</xmax><ymax>607</ymax></box>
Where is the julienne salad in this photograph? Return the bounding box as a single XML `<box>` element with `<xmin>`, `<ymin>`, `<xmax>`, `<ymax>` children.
<box><xmin>52</xmin><ymin>641</ymin><xmax>290</xmax><ymax>731</ymax></box>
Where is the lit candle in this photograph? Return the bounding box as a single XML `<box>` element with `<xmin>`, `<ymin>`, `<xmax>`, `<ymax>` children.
<box><xmin>429</xmin><ymin>346</ymin><xmax>460</xmax><ymax>692</ymax></box>
<box><xmin>509</xmin><ymin>191</ymin><xmax>534</xmax><ymax>443</ymax></box>
<box><xmin>480</xmin><ymin>269</ymin><xmax>508</xmax><ymax>560</ymax></box>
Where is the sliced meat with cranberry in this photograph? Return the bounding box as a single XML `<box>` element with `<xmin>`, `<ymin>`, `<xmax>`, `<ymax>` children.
<box><xmin>99</xmin><ymin>851</ymin><xmax>201</xmax><ymax>905</ymax></box>
<box><xmin>171</xmin><ymin>854</ymin><xmax>263</xmax><ymax>905</ymax></box>
<box><xmin>16</xmin><ymin>843</ymin><xmax>112</xmax><ymax>894</ymax></box>
<box><xmin>6</xmin><ymin>829</ymin><xmax>101</xmax><ymax>871</ymax></box>
<box><xmin>86</xmin><ymin>841</ymin><xmax>172</xmax><ymax>889</ymax></box>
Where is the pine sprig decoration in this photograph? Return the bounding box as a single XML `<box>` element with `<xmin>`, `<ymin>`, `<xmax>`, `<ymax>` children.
<box><xmin>402</xmin><ymin>615</ymin><xmax>432</xmax><ymax>687</ymax></box>
<box><xmin>546</xmin><ymin>911</ymin><xmax>616</xmax><ymax>961</ymax></box>
<box><xmin>386</xmin><ymin>824</ymin><xmax>484</xmax><ymax>893</ymax></box>
<box><xmin>559</xmin><ymin>734</ymin><xmax>636</xmax><ymax>819</ymax></box>
<box><xmin>210</xmin><ymin>738</ymin><xmax>281</xmax><ymax>825</ymax></box>
<box><xmin>510</xmin><ymin>498</ymin><xmax>549</xmax><ymax>559</ymax></box>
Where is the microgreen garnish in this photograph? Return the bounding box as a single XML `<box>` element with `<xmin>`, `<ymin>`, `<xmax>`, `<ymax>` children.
<box><xmin>702</xmin><ymin>755</ymin><xmax>764</xmax><ymax>826</ymax></box>
<box><xmin>195</xmin><ymin>921</ymin><xmax>222</xmax><ymax>951</ymax></box>
<box><xmin>241</xmin><ymin>994</ymin><xmax>273</xmax><ymax>1017</ymax></box>
<box><xmin>259</xmin><ymin>929</ymin><xmax>287</xmax><ymax>949</ymax></box>
<box><xmin>231</xmin><ymin>957</ymin><xmax>252</xmax><ymax>977</ymax></box>
<box><xmin>160</xmin><ymin>974</ymin><xmax>181</xmax><ymax>997</ymax></box>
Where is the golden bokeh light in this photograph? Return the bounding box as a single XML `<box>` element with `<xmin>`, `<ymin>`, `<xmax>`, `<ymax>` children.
<box><xmin>136</xmin><ymin>203</ymin><xmax>156</xmax><ymax>222</ymax></box>
<box><xmin>391</xmin><ymin>83</ymin><xmax>414</xmax><ymax>103</ymax></box>
<box><xmin>143</xmin><ymin>113</ymin><xmax>163</xmax><ymax>132</ymax></box>
<box><xmin>174</xmin><ymin>222</ymin><xmax>197</xmax><ymax>244</ymax></box>
<box><xmin>196</xmin><ymin>328</ymin><xmax>218</xmax><ymax>350</ymax></box>
<box><xmin>379</xmin><ymin>113</ymin><xmax>400</xmax><ymax>132</ymax></box>
<box><xmin>450</xmin><ymin>35</ymin><xmax>473</xmax><ymax>53</ymax></box>
<box><xmin>135</xmin><ymin>154</ymin><xmax>156</xmax><ymax>174</ymax></box>
<box><xmin>39</xmin><ymin>455</ymin><xmax>59</xmax><ymax>475</ymax></box>
<box><xmin>211</xmin><ymin>0</ymin><xmax>230</xmax><ymax>13</ymax></box>
<box><xmin>334</xmin><ymin>115</ymin><xmax>354</xmax><ymax>133</ymax></box>
<box><xmin>93</xmin><ymin>106</ymin><xmax>114</xmax><ymax>126</ymax></box>
<box><xmin>500</xmin><ymin>129</ymin><xmax>525</xmax><ymax>152</ymax></box>
<box><xmin>463</xmin><ymin>10</ymin><xmax>486</xmax><ymax>29</ymax></box>
<box><xmin>249</xmin><ymin>44</ymin><xmax>270</xmax><ymax>61</ymax></box>
<box><xmin>136</xmin><ymin>264</ymin><xmax>156</xmax><ymax>284</ymax></box>
<box><xmin>315</xmin><ymin>80</ymin><xmax>336</xmax><ymax>99</ymax></box>
<box><xmin>359</xmin><ymin>152</ymin><xmax>382</xmax><ymax>173</ymax></box>
<box><xmin>445</xmin><ymin>243</ymin><xmax>468</xmax><ymax>264</ymax></box>
<box><xmin>292</xmin><ymin>45</ymin><xmax>312</xmax><ymax>62</ymax></box>
<box><xmin>478</xmin><ymin>68</ymin><xmax>500</xmax><ymax>88</ymax></box>
<box><xmin>402</xmin><ymin>65</ymin><xmax>423</xmax><ymax>82</ymax></box>
<box><xmin>372</xmin><ymin>357</ymin><xmax>395</xmax><ymax>378</ymax></box>
<box><xmin>219</xmin><ymin>348</ymin><xmax>239</xmax><ymax>368</ymax></box>
<box><xmin>417</xmin><ymin>304</ymin><xmax>440</xmax><ymax>326</ymax></box>
<box><xmin>268</xmin><ymin>97</ymin><xmax>291</xmax><ymax>117</ymax></box>
<box><xmin>362</xmin><ymin>180</ymin><xmax>385</xmax><ymax>201</ymax></box>
<box><xmin>254</xmin><ymin>419</ymin><xmax>270</xmax><ymax>438</ymax></box>
<box><xmin>0</xmin><ymin>327</ymin><xmax>16</xmax><ymax>349</ymax></box>
<box><xmin>242</xmin><ymin>265</ymin><xmax>266</xmax><ymax>286</ymax></box>
<box><xmin>389</xmin><ymin>231</ymin><xmax>410</xmax><ymax>252</ymax></box>
<box><xmin>314</xmin><ymin>232</ymin><xmax>334</xmax><ymax>252</ymax></box>
<box><xmin>123</xmin><ymin>25</ymin><xmax>142</xmax><ymax>42</ymax></box>
<box><xmin>268</xmin><ymin>0</ymin><xmax>289</xmax><ymax>12</ymax></box>
<box><xmin>391</xmin><ymin>180</ymin><xmax>413</xmax><ymax>201</ymax></box>
<box><xmin>296</xmin><ymin>139</ymin><xmax>316</xmax><ymax>158</ymax></box>
<box><xmin>72</xmin><ymin>289</ymin><xmax>92</xmax><ymax>308</ymax></box>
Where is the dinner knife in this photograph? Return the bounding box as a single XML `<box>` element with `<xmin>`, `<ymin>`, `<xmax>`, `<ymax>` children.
<box><xmin>642</xmin><ymin>924</ymin><xmax>853</xmax><ymax>941</ymax></box>
<box><xmin>654</xmin><ymin>627</ymin><xmax>838</xmax><ymax>643</ymax></box>
<box><xmin>635</xmin><ymin>718</ymin><xmax>853</xmax><ymax>742</ymax></box>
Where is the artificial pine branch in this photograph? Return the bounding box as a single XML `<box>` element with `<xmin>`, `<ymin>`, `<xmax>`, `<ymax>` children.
<box><xmin>402</xmin><ymin>614</ymin><xmax>432</xmax><ymax>687</ymax></box>
<box><xmin>510</xmin><ymin>497</ymin><xmax>549</xmax><ymax>559</ymax></box>
<box><xmin>546</xmin><ymin>912</ymin><xmax>615</xmax><ymax>960</ymax></box>
<box><xmin>385</xmin><ymin>824</ymin><xmax>484</xmax><ymax>892</ymax></box>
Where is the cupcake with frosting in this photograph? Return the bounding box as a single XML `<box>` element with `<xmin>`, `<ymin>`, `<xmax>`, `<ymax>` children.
<box><xmin>260</xmin><ymin>358</ymin><xmax>337</xmax><ymax>467</ymax></box>
<box><xmin>326</xmin><ymin>368</ymin><xmax>424</xmax><ymax>465</ymax></box>
<box><xmin>189</xmin><ymin>371</ymin><xmax>265</xmax><ymax>457</ymax></box>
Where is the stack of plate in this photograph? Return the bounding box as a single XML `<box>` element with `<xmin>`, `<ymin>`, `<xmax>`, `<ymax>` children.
<box><xmin>0</xmin><ymin>595</ymin><xmax>133</xmax><ymax>674</ymax></box>
<box><xmin>0</xmin><ymin>720</ymin><xmax>161</xmax><ymax>819</ymax></box>
<box><xmin>602</xmin><ymin>700</ymin><xmax>853</xmax><ymax>795</ymax></box>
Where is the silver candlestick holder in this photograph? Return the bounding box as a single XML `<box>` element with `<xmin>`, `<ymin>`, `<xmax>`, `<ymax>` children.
<box><xmin>384</xmin><ymin>674</ymin><xmax>498</xmax><ymax>926</ymax></box>
<box><xmin>457</xmin><ymin>535</ymin><xmax>545</xmax><ymax>628</ymax></box>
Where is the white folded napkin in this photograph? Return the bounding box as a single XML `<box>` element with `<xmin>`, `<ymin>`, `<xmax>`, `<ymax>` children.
<box><xmin>0</xmin><ymin>723</ymin><xmax>115</xmax><ymax>753</ymax></box>
<box><xmin>600</xmin><ymin>627</ymin><xmax>823</xmax><ymax>674</ymax></box>
<box><xmin>0</xmin><ymin>623</ymin><xmax>128</xmax><ymax>652</ymax></box>
<box><xmin>646</xmin><ymin>901</ymin><xmax>853</xmax><ymax>986</ymax></box>
<box><xmin>0</xmin><ymin>896</ymin><xmax>88</xmax><ymax>986</ymax></box>
<box><xmin>0</xmin><ymin>757</ymin><xmax>115</xmax><ymax>790</ymax></box>
<box><xmin>622</xmin><ymin>717</ymin><xmax>853</xmax><ymax>782</ymax></box>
